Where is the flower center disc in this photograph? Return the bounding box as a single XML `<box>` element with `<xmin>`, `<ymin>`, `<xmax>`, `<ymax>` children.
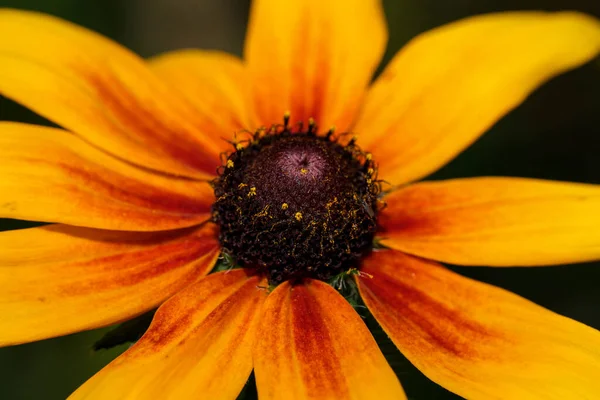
<box><xmin>212</xmin><ymin>124</ymin><xmax>379</xmax><ymax>284</ymax></box>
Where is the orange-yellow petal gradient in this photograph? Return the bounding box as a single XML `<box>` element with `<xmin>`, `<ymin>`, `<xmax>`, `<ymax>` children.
<box><xmin>379</xmin><ymin>177</ymin><xmax>600</xmax><ymax>266</ymax></box>
<box><xmin>69</xmin><ymin>269</ymin><xmax>266</xmax><ymax>400</ymax></box>
<box><xmin>254</xmin><ymin>279</ymin><xmax>405</xmax><ymax>400</ymax></box>
<box><xmin>245</xmin><ymin>0</ymin><xmax>387</xmax><ymax>132</ymax></box>
<box><xmin>0</xmin><ymin>123</ymin><xmax>214</xmax><ymax>231</ymax></box>
<box><xmin>357</xmin><ymin>250</ymin><xmax>600</xmax><ymax>399</ymax></box>
<box><xmin>0</xmin><ymin>223</ymin><xmax>219</xmax><ymax>346</ymax></box>
<box><xmin>355</xmin><ymin>12</ymin><xmax>600</xmax><ymax>185</ymax></box>
<box><xmin>150</xmin><ymin>50</ymin><xmax>255</xmax><ymax>149</ymax></box>
<box><xmin>0</xmin><ymin>9</ymin><xmax>222</xmax><ymax>178</ymax></box>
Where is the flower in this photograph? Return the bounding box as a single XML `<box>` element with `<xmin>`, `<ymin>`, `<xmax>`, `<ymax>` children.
<box><xmin>1</xmin><ymin>1</ymin><xmax>600</xmax><ymax>399</ymax></box>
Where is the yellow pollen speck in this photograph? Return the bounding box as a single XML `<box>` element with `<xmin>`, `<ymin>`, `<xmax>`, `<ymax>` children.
<box><xmin>294</xmin><ymin>212</ymin><xmax>303</xmax><ymax>221</ymax></box>
<box><xmin>236</xmin><ymin>143</ymin><xmax>244</xmax><ymax>151</ymax></box>
<box><xmin>367</xmin><ymin>178</ymin><xmax>372</xmax><ymax>184</ymax></box>
<box><xmin>226</xmin><ymin>160</ymin><xmax>234</xmax><ymax>168</ymax></box>
<box><xmin>238</xmin><ymin>183</ymin><xmax>247</xmax><ymax>189</ymax></box>
<box><xmin>282</xmin><ymin>203</ymin><xmax>289</xmax><ymax>210</ymax></box>
<box><xmin>367</xmin><ymin>168</ymin><xmax>374</xmax><ymax>175</ymax></box>
<box><xmin>284</xmin><ymin>110</ymin><xmax>291</xmax><ymax>118</ymax></box>
<box><xmin>300</xmin><ymin>168</ymin><xmax>308</xmax><ymax>174</ymax></box>
<box><xmin>366</xmin><ymin>153</ymin><xmax>372</xmax><ymax>161</ymax></box>
<box><xmin>254</xmin><ymin>205</ymin><xmax>269</xmax><ymax>218</ymax></box>
<box><xmin>248</xmin><ymin>187</ymin><xmax>257</xmax><ymax>197</ymax></box>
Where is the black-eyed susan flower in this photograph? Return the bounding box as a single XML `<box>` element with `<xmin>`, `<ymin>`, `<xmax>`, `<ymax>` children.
<box><xmin>1</xmin><ymin>1</ymin><xmax>600</xmax><ymax>398</ymax></box>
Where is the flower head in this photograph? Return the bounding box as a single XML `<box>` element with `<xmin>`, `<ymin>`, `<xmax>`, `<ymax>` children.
<box><xmin>1</xmin><ymin>1</ymin><xmax>600</xmax><ymax>399</ymax></box>
<box><xmin>212</xmin><ymin>122</ymin><xmax>380</xmax><ymax>283</ymax></box>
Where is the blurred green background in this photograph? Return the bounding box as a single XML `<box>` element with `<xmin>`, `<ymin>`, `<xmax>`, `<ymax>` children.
<box><xmin>0</xmin><ymin>0</ymin><xmax>599</xmax><ymax>399</ymax></box>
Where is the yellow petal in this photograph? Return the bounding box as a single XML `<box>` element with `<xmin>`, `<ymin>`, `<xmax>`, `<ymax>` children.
<box><xmin>254</xmin><ymin>279</ymin><xmax>405</xmax><ymax>400</ymax></box>
<box><xmin>69</xmin><ymin>269</ymin><xmax>266</xmax><ymax>400</ymax></box>
<box><xmin>0</xmin><ymin>223</ymin><xmax>219</xmax><ymax>346</ymax></box>
<box><xmin>0</xmin><ymin>9</ymin><xmax>222</xmax><ymax>178</ymax></box>
<box><xmin>354</xmin><ymin>12</ymin><xmax>600</xmax><ymax>185</ymax></box>
<box><xmin>245</xmin><ymin>0</ymin><xmax>387</xmax><ymax>132</ymax></box>
<box><xmin>0</xmin><ymin>123</ymin><xmax>214</xmax><ymax>230</ymax></box>
<box><xmin>150</xmin><ymin>50</ymin><xmax>255</xmax><ymax>146</ymax></box>
<box><xmin>357</xmin><ymin>250</ymin><xmax>600</xmax><ymax>399</ymax></box>
<box><xmin>379</xmin><ymin>177</ymin><xmax>600</xmax><ymax>266</ymax></box>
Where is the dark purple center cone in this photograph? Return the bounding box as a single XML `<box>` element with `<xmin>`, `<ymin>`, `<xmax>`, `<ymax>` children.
<box><xmin>212</xmin><ymin>129</ymin><xmax>379</xmax><ymax>284</ymax></box>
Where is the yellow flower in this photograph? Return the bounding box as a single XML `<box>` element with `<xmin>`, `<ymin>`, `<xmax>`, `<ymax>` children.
<box><xmin>1</xmin><ymin>1</ymin><xmax>600</xmax><ymax>399</ymax></box>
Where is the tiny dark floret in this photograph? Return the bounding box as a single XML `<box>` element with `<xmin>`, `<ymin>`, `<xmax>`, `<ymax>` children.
<box><xmin>212</xmin><ymin>118</ymin><xmax>380</xmax><ymax>284</ymax></box>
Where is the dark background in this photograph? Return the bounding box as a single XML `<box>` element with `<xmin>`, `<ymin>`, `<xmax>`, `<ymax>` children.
<box><xmin>0</xmin><ymin>0</ymin><xmax>599</xmax><ymax>399</ymax></box>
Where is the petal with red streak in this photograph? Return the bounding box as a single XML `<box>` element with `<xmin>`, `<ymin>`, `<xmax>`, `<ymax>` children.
<box><xmin>69</xmin><ymin>269</ymin><xmax>266</xmax><ymax>400</ymax></box>
<box><xmin>0</xmin><ymin>123</ymin><xmax>214</xmax><ymax>231</ymax></box>
<box><xmin>254</xmin><ymin>279</ymin><xmax>405</xmax><ymax>400</ymax></box>
<box><xmin>0</xmin><ymin>9</ymin><xmax>223</xmax><ymax>178</ymax></box>
<box><xmin>0</xmin><ymin>223</ymin><xmax>219</xmax><ymax>346</ymax></box>
<box><xmin>150</xmin><ymin>50</ymin><xmax>255</xmax><ymax>148</ymax></box>
<box><xmin>355</xmin><ymin>12</ymin><xmax>600</xmax><ymax>185</ymax></box>
<box><xmin>357</xmin><ymin>250</ymin><xmax>600</xmax><ymax>399</ymax></box>
<box><xmin>245</xmin><ymin>0</ymin><xmax>387</xmax><ymax>132</ymax></box>
<box><xmin>379</xmin><ymin>177</ymin><xmax>600</xmax><ymax>266</ymax></box>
